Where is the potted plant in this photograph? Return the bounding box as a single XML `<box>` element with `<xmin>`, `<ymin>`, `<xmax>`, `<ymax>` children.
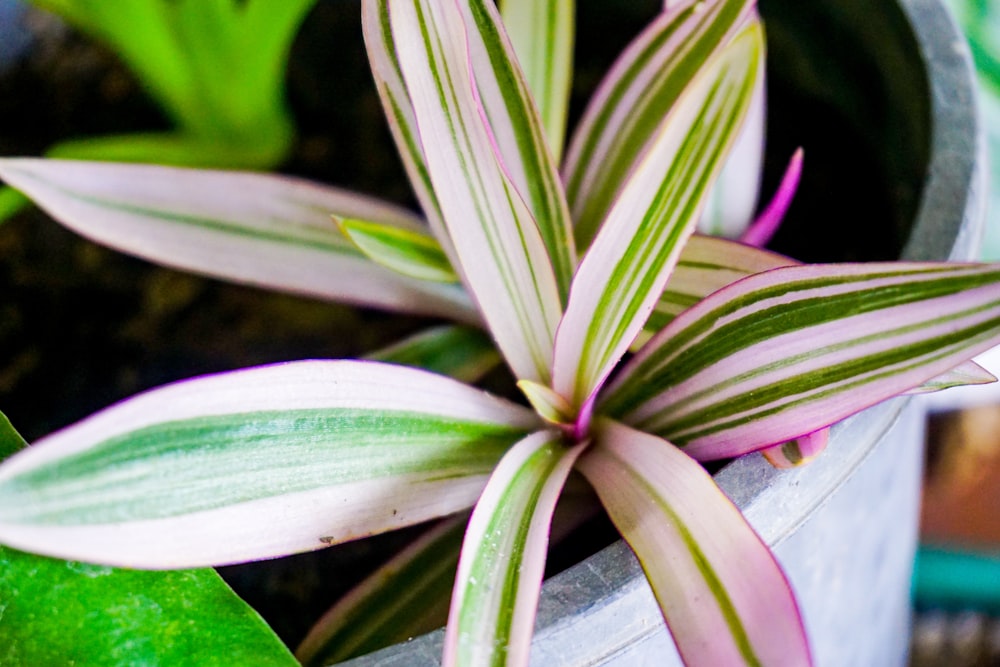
<box><xmin>0</xmin><ymin>0</ymin><xmax>991</xmax><ymax>665</ymax></box>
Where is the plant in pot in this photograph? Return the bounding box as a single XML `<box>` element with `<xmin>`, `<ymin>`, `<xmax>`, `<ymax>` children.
<box><xmin>0</xmin><ymin>0</ymin><xmax>991</xmax><ymax>666</ymax></box>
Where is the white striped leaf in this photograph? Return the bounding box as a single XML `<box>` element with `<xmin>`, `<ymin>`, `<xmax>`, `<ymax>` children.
<box><xmin>499</xmin><ymin>0</ymin><xmax>575</xmax><ymax>162</ymax></box>
<box><xmin>603</xmin><ymin>263</ymin><xmax>1000</xmax><ymax>461</ymax></box>
<box><xmin>457</xmin><ymin>0</ymin><xmax>576</xmax><ymax>300</ymax></box>
<box><xmin>641</xmin><ymin>234</ymin><xmax>797</xmax><ymax>344</ymax></box>
<box><xmin>443</xmin><ymin>431</ymin><xmax>584</xmax><ymax>667</ymax></box>
<box><xmin>339</xmin><ymin>217</ymin><xmax>459</xmax><ymax>283</ymax></box>
<box><xmin>578</xmin><ymin>420</ymin><xmax>811</xmax><ymax>667</ymax></box>
<box><xmin>365</xmin><ymin>325</ymin><xmax>501</xmax><ymax>384</ymax></box>
<box><xmin>552</xmin><ymin>22</ymin><xmax>764</xmax><ymax>409</ymax></box>
<box><xmin>362</xmin><ymin>0</ymin><xmax>455</xmax><ymax>263</ymax></box>
<box><xmin>562</xmin><ymin>0</ymin><xmax>756</xmax><ymax>246</ymax></box>
<box><xmin>0</xmin><ymin>361</ymin><xmax>538</xmax><ymax>568</ymax></box>
<box><xmin>390</xmin><ymin>0</ymin><xmax>563</xmax><ymax>384</ymax></box>
<box><xmin>0</xmin><ymin>158</ymin><xmax>478</xmax><ymax>322</ymax></box>
<box><xmin>296</xmin><ymin>515</ymin><xmax>467</xmax><ymax>666</ymax></box>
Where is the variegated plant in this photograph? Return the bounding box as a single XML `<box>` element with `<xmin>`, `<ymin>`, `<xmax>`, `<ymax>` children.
<box><xmin>1</xmin><ymin>1</ymin><xmax>1000</xmax><ymax>666</ymax></box>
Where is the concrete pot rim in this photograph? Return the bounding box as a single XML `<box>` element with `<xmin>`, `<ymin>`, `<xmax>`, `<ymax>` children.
<box><xmin>339</xmin><ymin>0</ymin><xmax>986</xmax><ymax>664</ymax></box>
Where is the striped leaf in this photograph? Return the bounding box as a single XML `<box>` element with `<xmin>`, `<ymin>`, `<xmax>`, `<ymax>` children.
<box><xmin>552</xmin><ymin>22</ymin><xmax>764</xmax><ymax>408</ymax></box>
<box><xmin>365</xmin><ymin>325</ymin><xmax>501</xmax><ymax>384</ymax></box>
<box><xmin>0</xmin><ymin>361</ymin><xmax>537</xmax><ymax>568</ymax></box>
<box><xmin>457</xmin><ymin>0</ymin><xmax>577</xmax><ymax>299</ymax></box>
<box><xmin>562</xmin><ymin>0</ymin><xmax>756</xmax><ymax>246</ymax></box>
<box><xmin>339</xmin><ymin>217</ymin><xmax>459</xmax><ymax>283</ymax></box>
<box><xmin>578</xmin><ymin>420</ymin><xmax>811</xmax><ymax>667</ymax></box>
<box><xmin>390</xmin><ymin>0</ymin><xmax>563</xmax><ymax>384</ymax></box>
<box><xmin>443</xmin><ymin>431</ymin><xmax>584</xmax><ymax>667</ymax></box>
<box><xmin>362</xmin><ymin>0</ymin><xmax>454</xmax><ymax>261</ymax></box>
<box><xmin>603</xmin><ymin>262</ymin><xmax>1000</xmax><ymax>461</ymax></box>
<box><xmin>906</xmin><ymin>360</ymin><xmax>997</xmax><ymax>394</ymax></box>
<box><xmin>296</xmin><ymin>516</ymin><xmax>467</xmax><ymax>667</ymax></box>
<box><xmin>499</xmin><ymin>0</ymin><xmax>575</xmax><ymax>162</ymax></box>
<box><xmin>0</xmin><ymin>158</ymin><xmax>478</xmax><ymax>322</ymax></box>
<box><xmin>641</xmin><ymin>235</ymin><xmax>797</xmax><ymax>344</ymax></box>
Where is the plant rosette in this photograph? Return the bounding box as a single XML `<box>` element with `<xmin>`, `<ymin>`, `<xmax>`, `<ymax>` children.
<box><xmin>0</xmin><ymin>1</ymin><xmax>996</xmax><ymax>666</ymax></box>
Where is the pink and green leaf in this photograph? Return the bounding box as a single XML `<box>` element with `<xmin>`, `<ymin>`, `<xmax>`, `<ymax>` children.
<box><xmin>0</xmin><ymin>361</ymin><xmax>537</xmax><ymax>568</ymax></box>
<box><xmin>338</xmin><ymin>216</ymin><xmax>460</xmax><ymax>283</ymax></box>
<box><xmin>498</xmin><ymin>0</ymin><xmax>575</xmax><ymax>162</ymax></box>
<box><xmin>389</xmin><ymin>0</ymin><xmax>563</xmax><ymax>384</ymax></box>
<box><xmin>904</xmin><ymin>360</ymin><xmax>996</xmax><ymax>394</ymax></box>
<box><xmin>296</xmin><ymin>516</ymin><xmax>467</xmax><ymax>667</ymax></box>
<box><xmin>578</xmin><ymin>420</ymin><xmax>811</xmax><ymax>667</ymax></box>
<box><xmin>641</xmin><ymin>235</ymin><xmax>797</xmax><ymax>344</ymax></box>
<box><xmin>604</xmin><ymin>262</ymin><xmax>1000</xmax><ymax>460</ymax></box>
<box><xmin>365</xmin><ymin>325</ymin><xmax>501</xmax><ymax>384</ymax></box>
<box><xmin>562</xmin><ymin>0</ymin><xmax>757</xmax><ymax>246</ymax></box>
<box><xmin>0</xmin><ymin>158</ymin><xmax>477</xmax><ymax>322</ymax></box>
<box><xmin>457</xmin><ymin>0</ymin><xmax>577</xmax><ymax>299</ymax></box>
<box><xmin>552</xmin><ymin>21</ymin><xmax>764</xmax><ymax>408</ymax></box>
<box><xmin>443</xmin><ymin>431</ymin><xmax>584</xmax><ymax>667</ymax></box>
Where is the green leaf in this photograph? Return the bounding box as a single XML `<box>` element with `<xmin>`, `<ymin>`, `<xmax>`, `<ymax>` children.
<box><xmin>579</xmin><ymin>420</ymin><xmax>811</xmax><ymax>666</ymax></box>
<box><xmin>339</xmin><ymin>217</ymin><xmax>460</xmax><ymax>283</ymax></box>
<box><xmin>0</xmin><ymin>411</ymin><xmax>296</xmax><ymax>666</ymax></box>
<box><xmin>0</xmin><ymin>361</ymin><xmax>537</xmax><ymax>567</ymax></box>
<box><xmin>365</xmin><ymin>325</ymin><xmax>502</xmax><ymax>384</ymax></box>
<box><xmin>563</xmin><ymin>0</ymin><xmax>756</xmax><ymax>246</ymax></box>
<box><xmin>499</xmin><ymin>0</ymin><xmax>575</xmax><ymax>162</ymax></box>
<box><xmin>0</xmin><ymin>547</ymin><xmax>297</xmax><ymax>667</ymax></box>
<box><xmin>296</xmin><ymin>516</ymin><xmax>466</xmax><ymax>666</ymax></box>
<box><xmin>0</xmin><ymin>158</ymin><xmax>478</xmax><ymax>322</ymax></box>
<box><xmin>443</xmin><ymin>431</ymin><xmax>584</xmax><ymax>667</ymax></box>
<box><xmin>552</xmin><ymin>21</ymin><xmax>764</xmax><ymax>408</ymax></box>
<box><xmin>390</xmin><ymin>0</ymin><xmax>564</xmax><ymax>384</ymax></box>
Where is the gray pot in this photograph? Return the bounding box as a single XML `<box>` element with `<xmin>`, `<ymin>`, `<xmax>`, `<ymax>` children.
<box><xmin>338</xmin><ymin>0</ymin><xmax>987</xmax><ymax>665</ymax></box>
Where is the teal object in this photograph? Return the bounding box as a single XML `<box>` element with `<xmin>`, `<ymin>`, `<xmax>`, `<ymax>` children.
<box><xmin>914</xmin><ymin>546</ymin><xmax>1000</xmax><ymax>614</ymax></box>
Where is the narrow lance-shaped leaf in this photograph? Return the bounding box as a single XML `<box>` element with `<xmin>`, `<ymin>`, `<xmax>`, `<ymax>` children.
<box><xmin>740</xmin><ymin>148</ymin><xmax>804</xmax><ymax>248</ymax></box>
<box><xmin>905</xmin><ymin>360</ymin><xmax>997</xmax><ymax>394</ymax></box>
<box><xmin>338</xmin><ymin>216</ymin><xmax>460</xmax><ymax>283</ymax></box>
<box><xmin>365</xmin><ymin>325</ymin><xmax>501</xmax><ymax>384</ymax></box>
<box><xmin>562</xmin><ymin>0</ymin><xmax>756</xmax><ymax>246</ymax></box>
<box><xmin>0</xmin><ymin>411</ymin><xmax>298</xmax><ymax>667</ymax></box>
<box><xmin>499</xmin><ymin>0</ymin><xmax>575</xmax><ymax>162</ymax></box>
<box><xmin>603</xmin><ymin>262</ymin><xmax>1000</xmax><ymax>461</ymax></box>
<box><xmin>0</xmin><ymin>158</ymin><xmax>478</xmax><ymax>322</ymax></box>
<box><xmin>641</xmin><ymin>234</ymin><xmax>797</xmax><ymax>344</ymax></box>
<box><xmin>391</xmin><ymin>0</ymin><xmax>563</xmax><ymax>384</ymax></box>
<box><xmin>443</xmin><ymin>431</ymin><xmax>584</xmax><ymax>667</ymax></box>
<box><xmin>553</xmin><ymin>21</ymin><xmax>764</xmax><ymax>409</ymax></box>
<box><xmin>457</xmin><ymin>0</ymin><xmax>577</xmax><ymax>299</ymax></box>
<box><xmin>0</xmin><ymin>360</ymin><xmax>538</xmax><ymax>568</ymax></box>
<box><xmin>362</xmin><ymin>0</ymin><xmax>456</xmax><ymax>264</ymax></box>
<box><xmin>578</xmin><ymin>420</ymin><xmax>811</xmax><ymax>667</ymax></box>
